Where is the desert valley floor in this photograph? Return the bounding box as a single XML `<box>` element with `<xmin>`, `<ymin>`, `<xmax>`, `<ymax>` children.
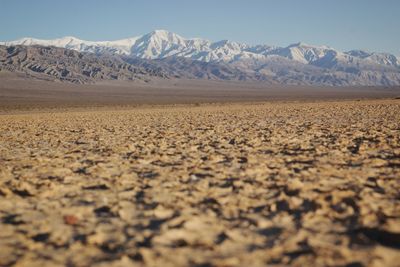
<box><xmin>0</xmin><ymin>77</ymin><xmax>400</xmax><ymax>267</ymax></box>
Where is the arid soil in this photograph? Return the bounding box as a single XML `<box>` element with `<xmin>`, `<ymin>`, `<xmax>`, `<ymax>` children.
<box><xmin>0</xmin><ymin>100</ymin><xmax>399</xmax><ymax>267</ymax></box>
<box><xmin>1</xmin><ymin>73</ymin><xmax>400</xmax><ymax>112</ymax></box>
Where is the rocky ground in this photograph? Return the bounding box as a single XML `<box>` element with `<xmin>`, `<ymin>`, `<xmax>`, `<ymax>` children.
<box><xmin>0</xmin><ymin>100</ymin><xmax>399</xmax><ymax>267</ymax></box>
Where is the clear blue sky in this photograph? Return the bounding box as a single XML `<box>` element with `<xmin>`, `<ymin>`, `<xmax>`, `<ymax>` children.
<box><xmin>1</xmin><ymin>0</ymin><xmax>399</xmax><ymax>55</ymax></box>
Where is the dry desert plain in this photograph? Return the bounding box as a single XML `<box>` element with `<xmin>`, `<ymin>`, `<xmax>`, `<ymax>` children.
<box><xmin>0</xmin><ymin>79</ymin><xmax>400</xmax><ymax>267</ymax></box>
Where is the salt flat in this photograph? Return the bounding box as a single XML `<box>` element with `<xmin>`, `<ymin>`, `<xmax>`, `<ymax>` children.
<box><xmin>0</xmin><ymin>99</ymin><xmax>399</xmax><ymax>266</ymax></box>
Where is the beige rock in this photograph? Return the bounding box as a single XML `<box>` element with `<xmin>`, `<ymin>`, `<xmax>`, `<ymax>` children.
<box><xmin>0</xmin><ymin>100</ymin><xmax>399</xmax><ymax>266</ymax></box>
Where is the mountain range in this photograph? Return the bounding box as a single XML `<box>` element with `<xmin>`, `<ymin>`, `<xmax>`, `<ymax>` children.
<box><xmin>1</xmin><ymin>30</ymin><xmax>400</xmax><ymax>86</ymax></box>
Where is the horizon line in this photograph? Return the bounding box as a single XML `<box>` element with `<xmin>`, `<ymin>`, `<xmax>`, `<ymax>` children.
<box><xmin>0</xmin><ymin>29</ymin><xmax>397</xmax><ymax>56</ymax></box>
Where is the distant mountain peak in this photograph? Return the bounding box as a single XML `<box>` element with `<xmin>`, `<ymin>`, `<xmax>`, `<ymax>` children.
<box><xmin>1</xmin><ymin>30</ymin><xmax>398</xmax><ymax>68</ymax></box>
<box><xmin>144</xmin><ymin>30</ymin><xmax>186</xmax><ymax>41</ymax></box>
<box><xmin>290</xmin><ymin>41</ymin><xmax>308</xmax><ymax>47</ymax></box>
<box><xmin>61</xmin><ymin>36</ymin><xmax>80</xmax><ymax>40</ymax></box>
<box><xmin>288</xmin><ymin>42</ymin><xmax>331</xmax><ymax>50</ymax></box>
<box><xmin>149</xmin><ymin>29</ymin><xmax>177</xmax><ymax>36</ymax></box>
<box><xmin>1</xmin><ymin>35</ymin><xmax>400</xmax><ymax>86</ymax></box>
<box><xmin>151</xmin><ymin>29</ymin><xmax>170</xmax><ymax>33</ymax></box>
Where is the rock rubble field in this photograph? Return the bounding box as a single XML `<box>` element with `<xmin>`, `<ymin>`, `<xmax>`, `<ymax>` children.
<box><xmin>0</xmin><ymin>100</ymin><xmax>399</xmax><ymax>267</ymax></box>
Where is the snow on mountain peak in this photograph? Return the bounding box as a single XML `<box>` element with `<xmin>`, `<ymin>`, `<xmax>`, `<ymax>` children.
<box><xmin>150</xmin><ymin>29</ymin><xmax>179</xmax><ymax>38</ymax></box>
<box><xmin>1</xmin><ymin>30</ymin><xmax>398</xmax><ymax>67</ymax></box>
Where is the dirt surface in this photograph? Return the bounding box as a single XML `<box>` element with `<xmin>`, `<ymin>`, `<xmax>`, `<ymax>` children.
<box><xmin>1</xmin><ymin>73</ymin><xmax>400</xmax><ymax>112</ymax></box>
<box><xmin>0</xmin><ymin>100</ymin><xmax>400</xmax><ymax>267</ymax></box>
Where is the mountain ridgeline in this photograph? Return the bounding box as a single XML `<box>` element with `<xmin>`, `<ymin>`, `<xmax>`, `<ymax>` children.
<box><xmin>1</xmin><ymin>30</ymin><xmax>399</xmax><ymax>85</ymax></box>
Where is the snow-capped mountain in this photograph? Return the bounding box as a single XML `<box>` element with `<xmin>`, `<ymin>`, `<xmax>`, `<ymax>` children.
<box><xmin>2</xmin><ymin>29</ymin><xmax>398</xmax><ymax>67</ymax></box>
<box><xmin>346</xmin><ymin>50</ymin><xmax>399</xmax><ymax>67</ymax></box>
<box><xmin>267</xmin><ymin>43</ymin><xmax>335</xmax><ymax>64</ymax></box>
<box><xmin>1</xmin><ymin>36</ymin><xmax>139</xmax><ymax>55</ymax></box>
<box><xmin>1</xmin><ymin>30</ymin><xmax>400</xmax><ymax>86</ymax></box>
